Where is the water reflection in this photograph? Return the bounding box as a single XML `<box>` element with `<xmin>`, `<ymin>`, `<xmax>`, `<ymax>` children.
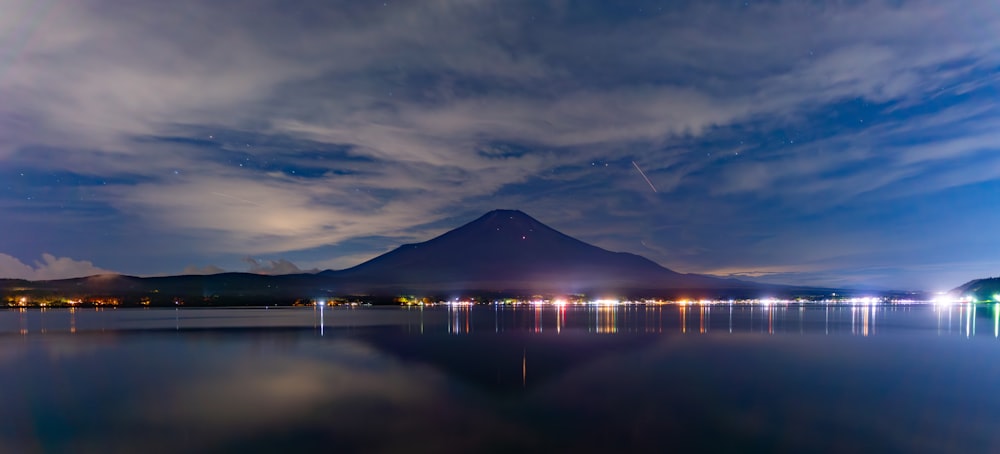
<box><xmin>851</xmin><ymin>304</ymin><xmax>876</xmax><ymax>336</ymax></box>
<box><xmin>594</xmin><ymin>305</ymin><xmax>617</xmax><ymax>333</ymax></box>
<box><xmin>2</xmin><ymin>317</ymin><xmax>1000</xmax><ymax>453</ymax></box>
<box><xmin>441</xmin><ymin>303</ymin><xmax>1000</xmax><ymax>339</ymax></box>
<box><xmin>6</xmin><ymin>303</ymin><xmax>1000</xmax><ymax>338</ymax></box>
<box><xmin>932</xmin><ymin>303</ymin><xmax>1000</xmax><ymax>339</ymax></box>
<box><xmin>448</xmin><ymin>304</ymin><xmax>471</xmax><ymax>334</ymax></box>
<box><xmin>316</xmin><ymin>303</ymin><xmax>325</xmax><ymax>336</ymax></box>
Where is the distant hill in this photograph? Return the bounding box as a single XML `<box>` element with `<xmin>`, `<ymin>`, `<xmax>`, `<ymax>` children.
<box><xmin>1</xmin><ymin>209</ymin><xmax>827</xmax><ymax>305</ymax></box>
<box><xmin>952</xmin><ymin>277</ymin><xmax>1000</xmax><ymax>301</ymax></box>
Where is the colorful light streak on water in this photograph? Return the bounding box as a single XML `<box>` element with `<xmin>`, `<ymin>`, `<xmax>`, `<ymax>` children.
<box><xmin>3</xmin><ymin>303</ymin><xmax>999</xmax><ymax>339</ymax></box>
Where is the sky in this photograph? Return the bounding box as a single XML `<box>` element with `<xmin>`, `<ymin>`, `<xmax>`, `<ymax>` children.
<box><xmin>1</xmin><ymin>0</ymin><xmax>999</xmax><ymax>291</ymax></box>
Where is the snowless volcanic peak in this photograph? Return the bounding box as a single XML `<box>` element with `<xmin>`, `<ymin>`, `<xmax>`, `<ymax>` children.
<box><xmin>350</xmin><ymin>209</ymin><xmax>651</xmax><ymax>269</ymax></box>
<box><xmin>335</xmin><ymin>209</ymin><xmax>725</xmax><ymax>292</ymax></box>
<box><xmin>428</xmin><ymin>209</ymin><xmax>588</xmax><ymax>254</ymax></box>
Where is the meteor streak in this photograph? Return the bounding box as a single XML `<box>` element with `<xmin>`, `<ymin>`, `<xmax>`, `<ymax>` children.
<box><xmin>632</xmin><ymin>161</ymin><xmax>658</xmax><ymax>193</ymax></box>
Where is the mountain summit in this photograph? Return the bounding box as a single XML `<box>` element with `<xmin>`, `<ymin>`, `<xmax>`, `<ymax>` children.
<box><xmin>333</xmin><ymin>209</ymin><xmax>748</xmax><ymax>294</ymax></box>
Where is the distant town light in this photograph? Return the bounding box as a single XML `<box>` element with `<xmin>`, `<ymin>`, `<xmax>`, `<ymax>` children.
<box><xmin>933</xmin><ymin>294</ymin><xmax>956</xmax><ymax>306</ymax></box>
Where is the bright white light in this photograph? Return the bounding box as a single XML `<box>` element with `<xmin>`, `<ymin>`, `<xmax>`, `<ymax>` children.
<box><xmin>848</xmin><ymin>296</ymin><xmax>878</xmax><ymax>305</ymax></box>
<box><xmin>933</xmin><ymin>294</ymin><xmax>956</xmax><ymax>306</ymax></box>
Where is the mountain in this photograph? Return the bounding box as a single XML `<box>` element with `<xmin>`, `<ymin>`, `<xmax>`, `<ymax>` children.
<box><xmin>2</xmin><ymin>209</ymin><xmax>819</xmax><ymax>304</ymax></box>
<box><xmin>951</xmin><ymin>276</ymin><xmax>1000</xmax><ymax>301</ymax></box>
<box><xmin>327</xmin><ymin>209</ymin><xmax>753</xmax><ymax>294</ymax></box>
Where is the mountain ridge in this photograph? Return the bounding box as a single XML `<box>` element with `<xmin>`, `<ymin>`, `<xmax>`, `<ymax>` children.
<box><xmin>1</xmin><ymin>209</ymin><xmax>829</xmax><ymax>303</ymax></box>
<box><xmin>951</xmin><ymin>276</ymin><xmax>1000</xmax><ymax>301</ymax></box>
<box><xmin>329</xmin><ymin>209</ymin><xmax>746</xmax><ymax>293</ymax></box>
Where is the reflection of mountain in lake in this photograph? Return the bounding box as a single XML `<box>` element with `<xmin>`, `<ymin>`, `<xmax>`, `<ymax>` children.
<box><xmin>359</xmin><ymin>330</ymin><xmax>661</xmax><ymax>393</ymax></box>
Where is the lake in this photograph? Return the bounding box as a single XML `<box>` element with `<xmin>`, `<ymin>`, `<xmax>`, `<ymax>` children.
<box><xmin>2</xmin><ymin>303</ymin><xmax>1000</xmax><ymax>453</ymax></box>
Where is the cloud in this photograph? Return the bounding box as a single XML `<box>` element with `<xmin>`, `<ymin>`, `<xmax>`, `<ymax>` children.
<box><xmin>242</xmin><ymin>257</ymin><xmax>318</xmax><ymax>275</ymax></box>
<box><xmin>0</xmin><ymin>253</ymin><xmax>113</xmax><ymax>280</ymax></box>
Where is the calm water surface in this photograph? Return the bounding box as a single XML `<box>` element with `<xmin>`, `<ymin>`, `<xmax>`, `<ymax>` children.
<box><xmin>2</xmin><ymin>304</ymin><xmax>1000</xmax><ymax>453</ymax></box>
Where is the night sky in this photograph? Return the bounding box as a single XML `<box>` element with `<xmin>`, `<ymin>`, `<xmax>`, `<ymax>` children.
<box><xmin>1</xmin><ymin>0</ymin><xmax>999</xmax><ymax>291</ymax></box>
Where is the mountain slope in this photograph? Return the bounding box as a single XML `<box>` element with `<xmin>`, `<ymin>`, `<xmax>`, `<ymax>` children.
<box><xmin>330</xmin><ymin>209</ymin><xmax>749</xmax><ymax>293</ymax></box>
<box><xmin>952</xmin><ymin>276</ymin><xmax>1000</xmax><ymax>300</ymax></box>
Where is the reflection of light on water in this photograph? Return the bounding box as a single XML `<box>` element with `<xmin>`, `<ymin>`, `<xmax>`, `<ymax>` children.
<box><xmin>960</xmin><ymin>305</ymin><xmax>968</xmax><ymax>337</ymax></box>
<box><xmin>595</xmin><ymin>306</ymin><xmax>617</xmax><ymax>334</ymax></box>
<box><xmin>936</xmin><ymin>306</ymin><xmax>942</xmax><ymax>336</ymax></box>
<box><xmin>598</xmin><ymin>307</ymin><xmax>618</xmax><ymax>333</ymax></box>
<box><xmin>729</xmin><ymin>304</ymin><xmax>733</xmax><ymax>334</ymax></box>
<box><xmin>448</xmin><ymin>305</ymin><xmax>471</xmax><ymax>334</ymax></box>
<box><xmin>644</xmin><ymin>305</ymin><xmax>658</xmax><ymax>333</ymax></box>
<box><xmin>18</xmin><ymin>308</ymin><xmax>27</xmax><ymax>335</ymax></box>
<box><xmin>3</xmin><ymin>302</ymin><xmax>988</xmax><ymax>339</ymax></box>
<box><xmin>849</xmin><ymin>305</ymin><xmax>877</xmax><ymax>336</ymax></box>
<box><xmin>971</xmin><ymin>305</ymin><xmax>976</xmax><ymax>338</ymax></box>
<box><xmin>866</xmin><ymin>306</ymin><xmax>870</xmax><ymax>336</ymax></box>
<box><xmin>767</xmin><ymin>306</ymin><xmax>773</xmax><ymax>335</ymax></box>
<box><xmin>994</xmin><ymin>303</ymin><xmax>998</xmax><ymax>338</ymax></box>
<box><xmin>933</xmin><ymin>303</ymin><xmax>989</xmax><ymax>339</ymax></box>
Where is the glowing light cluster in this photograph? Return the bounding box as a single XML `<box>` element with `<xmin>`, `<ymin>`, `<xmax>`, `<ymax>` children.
<box><xmin>847</xmin><ymin>297</ymin><xmax>880</xmax><ymax>305</ymax></box>
<box><xmin>932</xmin><ymin>294</ymin><xmax>976</xmax><ymax>306</ymax></box>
